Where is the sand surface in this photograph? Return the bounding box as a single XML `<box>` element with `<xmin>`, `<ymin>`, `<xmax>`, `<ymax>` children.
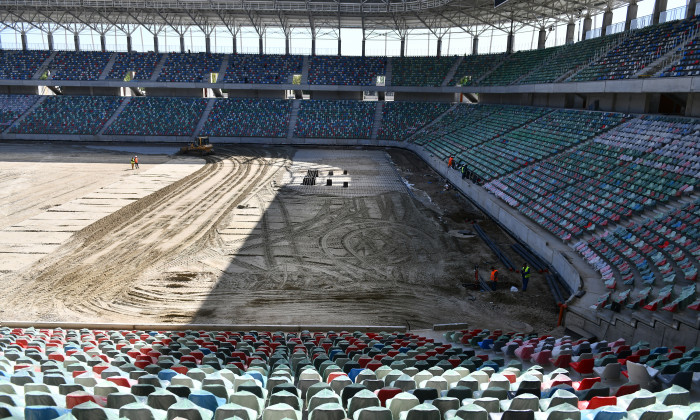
<box><xmin>0</xmin><ymin>143</ymin><xmax>559</xmax><ymax>333</ymax></box>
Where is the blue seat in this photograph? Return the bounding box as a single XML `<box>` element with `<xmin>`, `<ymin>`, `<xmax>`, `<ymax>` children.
<box><xmin>157</xmin><ymin>369</ymin><xmax>178</xmax><ymax>382</ymax></box>
<box><xmin>188</xmin><ymin>390</ymin><xmax>225</xmax><ymax>413</ymax></box>
<box><xmin>24</xmin><ymin>406</ymin><xmax>71</xmax><ymax>420</ymax></box>
<box><xmin>348</xmin><ymin>368</ymin><xmax>364</xmax><ymax>383</ymax></box>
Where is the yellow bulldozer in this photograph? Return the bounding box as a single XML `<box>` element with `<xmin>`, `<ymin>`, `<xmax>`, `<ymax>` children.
<box><xmin>180</xmin><ymin>136</ymin><xmax>214</xmax><ymax>156</ymax></box>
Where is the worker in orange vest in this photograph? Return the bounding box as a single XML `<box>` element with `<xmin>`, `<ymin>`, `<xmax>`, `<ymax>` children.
<box><xmin>490</xmin><ymin>267</ymin><xmax>498</xmax><ymax>291</ymax></box>
<box><xmin>448</xmin><ymin>155</ymin><xmax>454</xmax><ymax>169</ymax></box>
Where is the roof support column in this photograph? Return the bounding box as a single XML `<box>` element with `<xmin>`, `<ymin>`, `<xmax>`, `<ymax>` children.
<box><xmin>537</xmin><ymin>28</ymin><xmax>546</xmax><ymax>49</ymax></box>
<box><xmin>312</xmin><ymin>35</ymin><xmax>316</xmax><ymax>56</ymax></box>
<box><xmin>626</xmin><ymin>0</ymin><xmax>638</xmax><ymax>31</ymax></box>
<box><xmin>437</xmin><ymin>37</ymin><xmax>442</xmax><ymax>57</ymax></box>
<box><xmin>126</xmin><ymin>34</ymin><xmax>132</xmax><ymax>52</ymax></box>
<box><xmin>506</xmin><ymin>31</ymin><xmax>514</xmax><ymax>53</ymax></box>
<box><xmin>472</xmin><ymin>36</ymin><xmax>478</xmax><ymax>55</ymax></box>
<box><xmin>74</xmin><ymin>33</ymin><xmax>80</xmax><ymax>51</ymax></box>
<box><xmin>400</xmin><ymin>37</ymin><xmax>405</xmax><ymax>57</ymax></box>
<box><xmin>180</xmin><ymin>34</ymin><xmax>185</xmax><ymax>53</ymax></box>
<box><xmin>565</xmin><ymin>21</ymin><xmax>575</xmax><ymax>44</ymax></box>
<box><xmin>47</xmin><ymin>32</ymin><xmax>54</xmax><ymax>51</ymax></box>
<box><xmin>688</xmin><ymin>0</ymin><xmax>698</xmax><ymax>18</ymax></box>
<box><xmin>205</xmin><ymin>36</ymin><xmax>211</xmax><ymax>53</ymax></box>
<box><xmin>153</xmin><ymin>35</ymin><xmax>159</xmax><ymax>53</ymax></box>
<box><xmin>338</xmin><ymin>37</ymin><xmax>341</xmax><ymax>55</ymax></box>
<box><xmin>258</xmin><ymin>35</ymin><xmax>263</xmax><ymax>54</ymax></box>
<box><xmin>582</xmin><ymin>15</ymin><xmax>592</xmax><ymax>40</ymax></box>
<box><xmin>100</xmin><ymin>34</ymin><xmax>106</xmax><ymax>52</ymax></box>
<box><xmin>232</xmin><ymin>32</ymin><xmax>237</xmax><ymax>54</ymax></box>
<box><xmin>601</xmin><ymin>7</ymin><xmax>613</xmax><ymax>36</ymax></box>
<box><xmin>361</xmin><ymin>38</ymin><xmax>366</xmax><ymax>56</ymax></box>
<box><xmin>21</xmin><ymin>32</ymin><xmax>28</xmax><ymax>51</ymax></box>
<box><xmin>652</xmin><ymin>0</ymin><xmax>668</xmax><ymax>24</ymax></box>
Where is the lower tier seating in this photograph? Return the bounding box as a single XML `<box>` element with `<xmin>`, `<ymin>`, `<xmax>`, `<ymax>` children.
<box><xmin>378</xmin><ymin>102</ymin><xmax>451</xmax><ymax>141</ymax></box>
<box><xmin>105</xmin><ymin>97</ymin><xmax>207</xmax><ymax>136</ymax></box>
<box><xmin>201</xmin><ymin>98</ymin><xmax>292</xmax><ymax>138</ymax></box>
<box><xmin>294</xmin><ymin>100</ymin><xmax>375</xmax><ymax>139</ymax></box>
<box><xmin>0</xmin><ymin>94</ymin><xmax>38</xmax><ymax>126</ymax></box>
<box><xmin>11</xmin><ymin>95</ymin><xmax>122</xmax><ymax>135</ymax></box>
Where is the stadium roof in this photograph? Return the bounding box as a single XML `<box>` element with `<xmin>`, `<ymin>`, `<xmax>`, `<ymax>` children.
<box><xmin>0</xmin><ymin>0</ymin><xmax>629</xmax><ymax>38</ymax></box>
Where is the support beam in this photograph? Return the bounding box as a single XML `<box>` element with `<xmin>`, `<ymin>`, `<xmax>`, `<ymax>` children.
<box><xmin>537</xmin><ymin>28</ymin><xmax>546</xmax><ymax>49</ymax></box>
<box><xmin>601</xmin><ymin>8</ymin><xmax>613</xmax><ymax>36</ymax></box>
<box><xmin>285</xmin><ymin>34</ymin><xmax>290</xmax><ymax>55</ymax></box>
<box><xmin>47</xmin><ymin>33</ymin><xmax>54</xmax><ymax>51</ymax></box>
<box><xmin>337</xmin><ymin>37</ymin><xmax>341</xmax><ymax>55</ymax></box>
<box><xmin>361</xmin><ymin>38</ymin><xmax>366</xmax><ymax>57</ymax></box>
<box><xmin>100</xmin><ymin>34</ymin><xmax>106</xmax><ymax>52</ymax></box>
<box><xmin>506</xmin><ymin>31</ymin><xmax>514</xmax><ymax>53</ymax></box>
<box><xmin>626</xmin><ymin>1</ymin><xmax>638</xmax><ymax>31</ymax></box>
<box><xmin>21</xmin><ymin>33</ymin><xmax>27</xmax><ymax>51</ymax></box>
<box><xmin>400</xmin><ymin>37</ymin><xmax>405</xmax><ymax>57</ymax></box>
<box><xmin>205</xmin><ymin>36</ymin><xmax>211</xmax><ymax>53</ymax></box>
<box><xmin>126</xmin><ymin>35</ymin><xmax>132</xmax><ymax>52</ymax></box>
<box><xmin>180</xmin><ymin>35</ymin><xmax>185</xmax><ymax>53</ymax></box>
<box><xmin>311</xmin><ymin>36</ymin><xmax>316</xmax><ymax>56</ymax></box>
<box><xmin>582</xmin><ymin>16</ymin><xmax>592</xmax><ymax>40</ymax></box>
<box><xmin>259</xmin><ymin>35</ymin><xmax>263</xmax><ymax>54</ymax></box>
<box><xmin>652</xmin><ymin>0</ymin><xmax>668</xmax><ymax>24</ymax></box>
<box><xmin>472</xmin><ymin>36</ymin><xmax>479</xmax><ymax>55</ymax></box>
<box><xmin>688</xmin><ymin>0</ymin><xmax>698</xmax><ymax>18</ymax></box>
<box><xmin>74</xmin><ymin>34</ymin><xmax>80</xmax><ymax>51</ymax></box>
<box><xmin>437</xmin><ymin>37</ymin><xmax>442</xmax><ymax>57</ymax></box>
<box><xmin>565</xmin><ymin>22</ymin><xmax>575</xmax><ymax>45</ymax></box>
<box><xmin>232</xmin><ymin>33</ymin><xmax>237</xmax><ymax>54</ymax></box>
<box><xmin>153</xmin><ymin>35</ymin><xmax>159</xmax><ymax>53</ymax></box>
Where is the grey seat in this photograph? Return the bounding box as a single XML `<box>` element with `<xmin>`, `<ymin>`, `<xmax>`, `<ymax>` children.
<box><xmin>213</xmin><ymin>402</ymin><xmax>258</xmax><ymax>420</ymax></box>
<box><xmin>354</xmin><ymin>406</ymin><xmax>393</xmax><ymax>420</ymax></box>
<box><xmin>309</xmin><ymin>402</ymin><xmax>347</xmax><ymax>420</ymax></box>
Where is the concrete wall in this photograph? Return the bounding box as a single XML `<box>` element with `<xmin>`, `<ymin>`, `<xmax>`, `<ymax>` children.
<box><xmin>0</xmin><ymin>85</ymin><xmax>39</xmax><ymax>95</ymax></box>
<box><xmin>393</xmin><ymin>92</ymin><xmax>456</xmax><ymax>102</ymax></box>
<box><xmin>62</xmin><ymin>86</ymin><xmax>121</xmax><ymax>96</ymax></box>
<box><xmin>224</xmin><ymin>89</ymin><xmax>285</xmax><ymax>99</ymax></box>
<box><xmin>311</xmin><ymin>90</ymin><xmax>363</xmax><ymax>100</ymax></box>
<box><xmin>147</xmin><ymin>88</ymin><xmax>204</xmax><ymax>97</ymax></box>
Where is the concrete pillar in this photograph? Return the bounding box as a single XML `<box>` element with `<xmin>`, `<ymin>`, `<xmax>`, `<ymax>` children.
<box><xmin>601</xmin><ymin>8</ymin><xmax>613</xmax><ymax>36</ymax></box>
<box><xmin>100</xmin><ymin>34</ymin><xmax>106</xmax><ymax>52</ymax></box>
<box><xmin>47</xmin><ymin>33</ymin><xmax>54</xmax><ymax>51</ymax></box>
<box><xmin>582</xmin><ymin>16</ymin><xmax>592</xmax><ymax>40</ymax></box>
<box><xmin>311</xmin><ymin>36</ymin><xmax>316</xmax><ymax>56</ymax></box>
<box><xmin>258</xmin><ymin>35</ymin><xmax>263</xmax><ymax>54</ymax></box>
<box><xmin>652</xmin><ymin>0</ymin><xmax>668</xmax><ymax>24</ymax></box>
<box><xmin>361</xmin><ymin>38</ymin><xmax>366</xmax><ymax>57</ymax></box>
<box><xmin>205</xmin><ymin>36</ymin><xmax>211</xmax><ymax>53</ymax></box>
<box><xmin>437</xmin><ymin>37</ymin><xmax>442</xmax><ymax>57</ymax></box>
<box><xmin>506</xmin><ymin>31</ymin><xmax>514</xmax><ymax>53</ymax></box>
<box><xmin>337</xmin><ymin>37</ymin><xmax>341</xmax><ymax>55</ymax></box>
<box><xmin>232</xmin><ymin>33</ymin><xmax>236</xmax><ymax>54</ymax></box>
<box><xmin>74</xmin><ymin>33</ymin><xmax>80</xmax><ymax>51</ymax></box>
<box><xmin>565</xmin><ymin>22</ymin><xmax>575</xmax><ymax>44</ymax></box>
<box><xmin>21</xmin><ymin>32</ymin><xmax>27</xmax><ymax>51</ymax></box>
<box><xmin>126</xmin><ymin>34</ymin><xmax>133</xmax><ymax>52</ymax></box>
<box><xmin>687</xmin><ymin>0</ymin><xmax>698</xmax><ymax>18</ymax></box>
<box><xmin>537</xmin><ymin>28</ymin><xmax>546</xmax><ymax>49</ymax></box>
<box><xmin>285</xmin><ymin>35</ymin><xmax>290</xmax><ymax>55</ymax></box>
<box><xmin>179</xmin><ymin>35</ymin><xmax>185</xmax><ymax>53</ymax></box>
<box><xmin>626</xmin><ymin>1</ymin><xmax>638</xmax><ymax>31</ymax></box>
<box><xmin>472</xmin><ymin>36</ymin><xmax>479</xmax><ymax>55</ymax></box>
<box><xmin>153</xmin><ymin>35</ymin><xmax>159</xmax><ymax>53</ymax></box>
<box><xmin>400</xmin><ymin>37</ymin><xmax>405</xmax><ymax>57</ymax></box>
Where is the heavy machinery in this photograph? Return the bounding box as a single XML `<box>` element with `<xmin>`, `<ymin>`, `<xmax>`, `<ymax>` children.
<box><xmin>180</xmin><ymin>136</ymin><xmax>214</xmax><ymax>155</ymax></box>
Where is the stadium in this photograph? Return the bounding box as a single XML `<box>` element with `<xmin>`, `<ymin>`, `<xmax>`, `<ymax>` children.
<box><xmin>1</xmin><ymin>0</ymin><xmax>700</xmax><ymax>416</ymax></box>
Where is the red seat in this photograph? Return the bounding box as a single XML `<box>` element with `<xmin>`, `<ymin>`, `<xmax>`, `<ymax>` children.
<box><xmin>573</xmin><ymin>377</ymin><xmax>601</xmax><ymax>391</ymax></box>
<box><xmin>578</xmin><ymin>396</ymin><xmax>617</xmax><ymax>410</ymax></box>
<box><xmin>66</xmin><ymin>392</ymin><xmax>99</xmax><ymax>409</ymax></box>
<box><xmin>550</xmin><ymin>354</ymin><xmax>572</xmax><ymax>368</ymax></box>
<box><xmin>374</xmin><ymin>387</ymin><xmax>402</xmax><ymax>407</ymax></box>
<box><xmin>570</xmin><ymin>358</ymin><xmax>595</xmax><ymax>376</ymax></box>
<box><xmin>614</xmin><ymin>382</ymin><xmax>641</xmax><ymax>397</ymax></box>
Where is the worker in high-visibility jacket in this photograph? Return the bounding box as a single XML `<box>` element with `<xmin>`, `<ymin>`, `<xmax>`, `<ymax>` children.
<box><xmin>521</xmin><ymin>263</ymin><xmax>531</xmax><ymax>292</ymax></box>
<box><xmin>490</xmin><ymin>267</ymin><xmax>498</xmax><ymax>291</ymax></box>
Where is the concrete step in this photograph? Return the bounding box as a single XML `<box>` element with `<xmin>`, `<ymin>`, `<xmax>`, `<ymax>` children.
<box><xmin>385</xmin><ymin>57</ymin><xmax>393</xmax><ymax>87</ymax></box>
<box><xmin>301</xmin><ymin>56</ymin><xmax>309</xmax><ymax>84</ymax></box>
<box><xmin>371</xmin><ymin>101</ymin><xmax>385</xmax><ymax>140</ymax></box>
<box><xmin>32</xmin><ymin>51</ymin><xmax>57</xmax><ymax>80</ymax></box>
<box><xmin>2</xmin><ymin>96</ymin><xmax>48</xmax><ymax>135</ymax></box>
<box><xmin>217</xmin><ymin>55</ymin><xmax>230</xmax><ymax>82</ymax></box>
<box><xmin>287</xmin><ymin>100</ymin><xmax>301</xmax><ymax>139</ymax></box>
<box><xmin>97</xmin><ymin>97</ymin><xmax>132</xmax><ymax>136</ymax></box>
<box><xmin>98</xmin><ymin>52</ymin><xmax>118</xmax><ymax>80</ymax></box>
<box><xmin>193</xmin><ymin>98</ymin><xmax>217</xmax><ymax>137</ymax></box>
<box><xmin>442</xmin><ymin>56</ymin><xmax>464</xmax><ymax>87</ymax></box>
<box><xmin>150</xmin><ymin>54</ymin><xmax>169</xmax><ymax>81</ymax></box>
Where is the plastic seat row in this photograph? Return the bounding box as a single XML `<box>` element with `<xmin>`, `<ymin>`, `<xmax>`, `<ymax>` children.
<box><xmin>225</xmin><ymin>55</ymin><xmax>303</xmax><ymax>84</ymax></box>
<box><xmin>47</xmin><ymin>51</ymin><xmax>112</xmax><ymax>81</ymax></box>
<box><xmin>107</xmin><ymin>52</ymin><xmax>162</xmax><ymax>81</ymax></box>
<box><xmin>377</xmin><ymin>102</ymin><xmax>451</xmax><ymax>141</ymax></box>
<box><xmin>308</xmin><ymin>56</ymin><xmax>386</xmax><ymax>86</ymax></box>
<box><xmin>479</xmin><ymin>47</ymin><xmax>561</xmax><ymax>86</ymax></box>
<box><xmin>201</xmin><ymin>98</ymin><xmax>292</xmax><ymax>138</ymax></box>
<box><xmin>158</xmin><ymin>53</ymin><xmax>225</xmax><ymax>83</ymax></box>
<box><xmin>11</xmin><ymin>95</ymin><xmax>122</xmax><ymax>135</ymax></box>
<box><xmin>449</xmin><ymin>54</ymin><xmax>504</xmax><ymax>86</ymax></box>
<box><xmin>294</xmin><ymin>100</ymin><xmax>375</xmax><ymax>139</ymax></box>
<box><xmin>0</xmin><ymin>94</ymin><xmax>38</xmax><ymax>126</ymax></box>
<box><xmin>104</xmin><ymin>97</ymin><xmax>207</xmax><ymax>136</ymax></box>
<box><xmin>391</xmin><ymin>57</ymin><xmax>457</xmax><ymax>87</ymax></box>
<box><xmin>0</xmin><ymin>50</ymin><xmax>51</xmax><ymax>80</ymax></box>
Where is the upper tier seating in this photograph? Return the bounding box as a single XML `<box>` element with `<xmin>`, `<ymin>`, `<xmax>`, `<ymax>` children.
<box><xmin>378</xmin><ymin>102</ymin><xmax>451</xmax><ymax>141</ymax></box>
<box><xmin>47</xmin><ymin>51</ymin><xmax>112</xmax><ymax>81</ymax></box>
<box><xmin>225</xmin><ymin>54</ymin><xmax>303</xmax><ymax>84</ymax></box>
<box><xmin>0</xmin><ymin>94</ymin><xmax>38</xmax><ymax>126</ymax></box>
<box><xmin>572</xmin><ymin>17</ymin><xmax>700</xmax><ymax>81</ymax></box>
<box><xmin>1</xmin><ymin>326</ymin><xmax>697</xmax><ymax>420</ymax></box>
<box><xmin>201</xmin><ymin>98</ymin><xmax>292</xmax><ymax>138</ymax></box>
<box><xmin>105</xmin><ymin>97</ymin><xmax>207</xmax><ymax>136</ymax></box>
<box><xmin>0</xmin><ymin>50</ymin><xmax>51</xmax><ymax>80</ymax></box>
<box><xmin>449</xmin><ymin>53</ymin><xmax>504</xmax><ymax>86</ymax></box>
<box><xmin>11</xmin><ymin>95</ymin><xmax>121</xmax><ymax>134</ymax></box>
<box><xmin>294</xmin><ymin>100</ymin><xmax>374</xmax><ymax>139</ymax></box>
<box><xmin>107</xmin><ymin>52</ymin><xmax>162</xmax><ymax>81</ymax></box>
<box><xmin>157</xmin><ymin>53</ymin><xmax>225</xmax><ymax>83</ymax></box>
<box><xmin>391</xmin><ymin>57</ymin><xmax>457</xmax><ymax>87</ymax></box>
<box><xmin>480</xmin><ymin>47</ymin><xmax>561</xmax><ymax>86</ymax></box>
<box><xmin>520</xmin><ymin>35</ymin><xmax>622</xmax><ymax>84</ymax></box>
<box><xmin>308</xmin><ymin>56</ymin><xmax>386</xmax><ymax>86</ymax></box>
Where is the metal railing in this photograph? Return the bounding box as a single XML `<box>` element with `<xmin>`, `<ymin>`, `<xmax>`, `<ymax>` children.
<box><xmin>660</xmin><ymin>6</ymin><xmax>687</xmax><ymax>24</ymax></box>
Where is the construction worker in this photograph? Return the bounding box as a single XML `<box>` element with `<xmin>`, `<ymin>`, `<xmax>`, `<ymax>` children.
<box><xmin>490</xmin><ymin>266</ymin><xmax>498</xmax><ymax>290</ymax></box>
<box><xmin>448</xmin><ymin>155</ymin><xmax>454</xmax><ymax>169</ymax></box>
<box><xmin>521</xmin><ymin>262</ymin><xmax>531</xmax><ymax>292</ymax></box>
<box><xmin>460</xmin><ymin>163</ymin><xmax>467</xmax><ymax>179</ymax></box>
<box><xmin>130</xmin><ymin>156</ymin><xmax>135</xmax><ymax>170</ymax></box>
<box><xmin>134</xmin><ymin>156</ymin><xmax>139</xmax><ymax>169</ymax></box>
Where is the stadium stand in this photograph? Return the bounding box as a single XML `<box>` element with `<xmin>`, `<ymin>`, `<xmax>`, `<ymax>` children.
<box><xmin>11</xmin><ymin>95</ymin><xmax>122</xmax><ymax>134</ymax></box>
<box><xmin>201</xmin><ymin>98</ymin><xmax>292</xmax><ymax>138</ymax></box>
<box><xmin>479</xmin><ymin>47</ymin><xmax>561</xmax><ymax>86</ymax></box>
<box><xmin>519</xmin><ymin>35</ymin><xmax>623</xmax><ymax>84</ymax></box>
<box><xmin>107</xmin><ymin>52</ymin><xmax>162</xmax><ymax>81</ymax></box>
<box><xmin>0</xmin><ymin>50</ymin><xmax>51</xmax><ymax>80</ymax></box>
<box><xmin>225</xmin><ymin>54</ymin><xmax>303</xmax><ymax>84</ymax></box>
<box><xmin>0</xmin><ymin>326</ymin><xmax>697</xmax><ymax>420</ymax></box>
<box><xmin>449</xmin><ymin>53</ymin><xmax>504</xmax><ymax>86</ymax></box>
<box><xmin>104</xmin><ymin>97</ymin><xmax>207</xmax><ymax>136</ymax></box>
<box><xmin>571</xmin><ymin>17</ymin><xmax>700</xmax><ymax>81</ymax></box>
<box><xmin>47</xmin><ymin>51</ymin><xmax>112</xmax><ymax>81</ymax></box>
<box><xmin>294</xmin><ymin>100</ymin><xmax>375</xmax><ymax>139</ymax></box>
<box><xmin>308</xmin><ymin>56</ymin><xmax>386</xmax><ymax>86</ymax></box>
<box><xmin>0</xmin><ymin>94</ymin><xmax>38</xmax><ymax>127</ymax></box>
<box><xmin>377</xmin><ymin>102</ymin><xmax>451</xmax><ymax>141</ymax></box>
<box><xmin>390</xmin><ymin>56</ymin><xmax>457</xmax><ymax>86</ymax></box>
<box><xmin>157</xmin><ymin>53</ymin><xmax>225</xmax><ymax>83</ymax></box>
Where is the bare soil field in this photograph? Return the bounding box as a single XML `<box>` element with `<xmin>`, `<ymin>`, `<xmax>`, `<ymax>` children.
<box><xmin>0</xmin><ymin>143</ymin><xmax>559</xmax><ymax>333</ymax></box>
